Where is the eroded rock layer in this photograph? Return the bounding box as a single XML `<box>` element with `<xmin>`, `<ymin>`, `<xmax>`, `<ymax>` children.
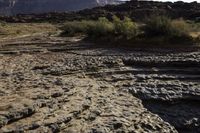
<box><xmin>0</xmin><ymin>35</ymin><xmax>200</xmax><ymax>132</ymax></box>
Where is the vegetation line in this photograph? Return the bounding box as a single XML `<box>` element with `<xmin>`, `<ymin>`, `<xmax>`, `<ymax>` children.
<box><xmin>60</xmin><ymin>16</ymin><xmax>200</xmax><ymax>46</ymax></box>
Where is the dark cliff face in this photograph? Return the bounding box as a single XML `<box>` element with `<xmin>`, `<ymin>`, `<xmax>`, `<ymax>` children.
<box><xmin>0</xmin><ymin>0</ymin><xmax>118</xmax><ymax>15</ymax></box>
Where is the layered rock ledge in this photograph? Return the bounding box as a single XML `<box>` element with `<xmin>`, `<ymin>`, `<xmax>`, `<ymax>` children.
<box><xmin>0</xmin><ymin>35</ymin><xmax>199</xmax><ymax>133</ymax></box>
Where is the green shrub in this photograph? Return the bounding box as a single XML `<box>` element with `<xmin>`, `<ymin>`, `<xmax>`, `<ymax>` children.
<box><xmin>113</xmin><ymin>15</ymin><xmax>123</xmax><ymax>34</ymax></box>
<box><xmin>121</xmin><ymin>17</ymin><xmax>138</xmax><ymax>39</ymax></box>
<box><xmin>60</xmin><ymin>16</ymin><xmax>194</xmax><ymax>45</ymax></box>
<box><xmin>113</xmin><ymin>16</ymin><xmax>138</xmax><ymax>39</ymax></box>
<box><xmin>143</xmin><ymin>16</ymin><xmax>190</xmax><ymax>38</ymax></box>
<box><xmin>143</xmin><ymin>16</ymin><xmax>195</xmax><ymax>44</ymax></box>
<box><xmin>61</xmin><ymin>16</ymin><xmax>138</xmax><ymax>40</ymax></box>
<box><xmin>61</xmin><ymin>18</ymin><xmax>115</xmax><ymax>38</ymax></box>
<box><xmin>61</xmin><ymin>20</ymin><xmax>94</xmax><ymax>36</ymax></box>
<box><xmin>144</xmin><ymin>16</ymin><xmax>172</xmax><ymax>36</ymax></box>
<box><xmin>86</xmin><ymin>17</ymin><xmax>114</xmax><ymax>38</ymax></box>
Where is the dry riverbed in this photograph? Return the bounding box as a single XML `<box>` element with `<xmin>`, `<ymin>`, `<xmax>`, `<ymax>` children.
<box><xmin>0</xmin><ymin>33</ymin><xmax>200</xmax><ymax>133</ymax></box>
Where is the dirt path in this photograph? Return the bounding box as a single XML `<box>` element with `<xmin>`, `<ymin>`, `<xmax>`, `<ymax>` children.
<box><xmin>0</xmin><ymin>34</ymin><xmax>200</xmax><ymax>133</ymax></box>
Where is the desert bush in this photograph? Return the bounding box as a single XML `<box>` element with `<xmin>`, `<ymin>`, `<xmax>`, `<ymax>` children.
<box><xmin>61</xmin><ymin>16</ymin><xmax>138</xmax><ymax>40</ymax></box>
<box><xmin>168</xmin><ymin>19</ymin><xmax>194</xmax><ymax>44</ymax></box>
<box><xmin>61</xmin><ymin>16</ymin><xmax>194</xmax><ymax>45</ymax></box>
<box><xmin>112</xmin><ymin>15</ymin><xmax>122</xmax><ymax>34</ymax></box>
<box><xmin>121</xmin><ymin>17</ymin><xmax>138</xmax><ymax>39</ymax></box>
<box><xmin>113</xmin><ymin>16</ymin><xmax>138</xmax><ymax>39</ymax></box>
<box><xmin>143</xmin><ymin>16</ymin><xmax>172</xmax><ymax>36</ymax></box>
<box><xmin>61</xmin><ymin>20</ymin><xmax>94</xmax><ymax>36</ymax></box>
<box><xmin>86</xmin><ymin>17</ymin><xmax>114</xmax><ymax>38</ymax></box>
<box><xmin>143</xmin><ymin>16</ymin><xmax>190</xmax><ymax>38</ymax></box>
<box><xmin>171</xmin><ymin>19</ymin><xmax>190</xmax><ymax>37</ymax></box>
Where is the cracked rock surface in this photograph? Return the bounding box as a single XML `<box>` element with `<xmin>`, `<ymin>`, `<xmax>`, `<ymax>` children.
<box><xmin>0</xmin><ymin>35</ymin><xmax>200</xmax><ymax>133</ymax></box>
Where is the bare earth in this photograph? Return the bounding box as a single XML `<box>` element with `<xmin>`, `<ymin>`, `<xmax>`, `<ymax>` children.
<box><xmin>0</xmin><ymin>33</ymin><xmax>200</xmax><ymax>133</ymax></box>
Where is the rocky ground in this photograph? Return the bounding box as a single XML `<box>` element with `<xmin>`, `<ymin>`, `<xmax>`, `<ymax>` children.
<box><xmin>0</xmin><ymin>34</ymin><xmax>200</xmax><ymax>133</ymax></box>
